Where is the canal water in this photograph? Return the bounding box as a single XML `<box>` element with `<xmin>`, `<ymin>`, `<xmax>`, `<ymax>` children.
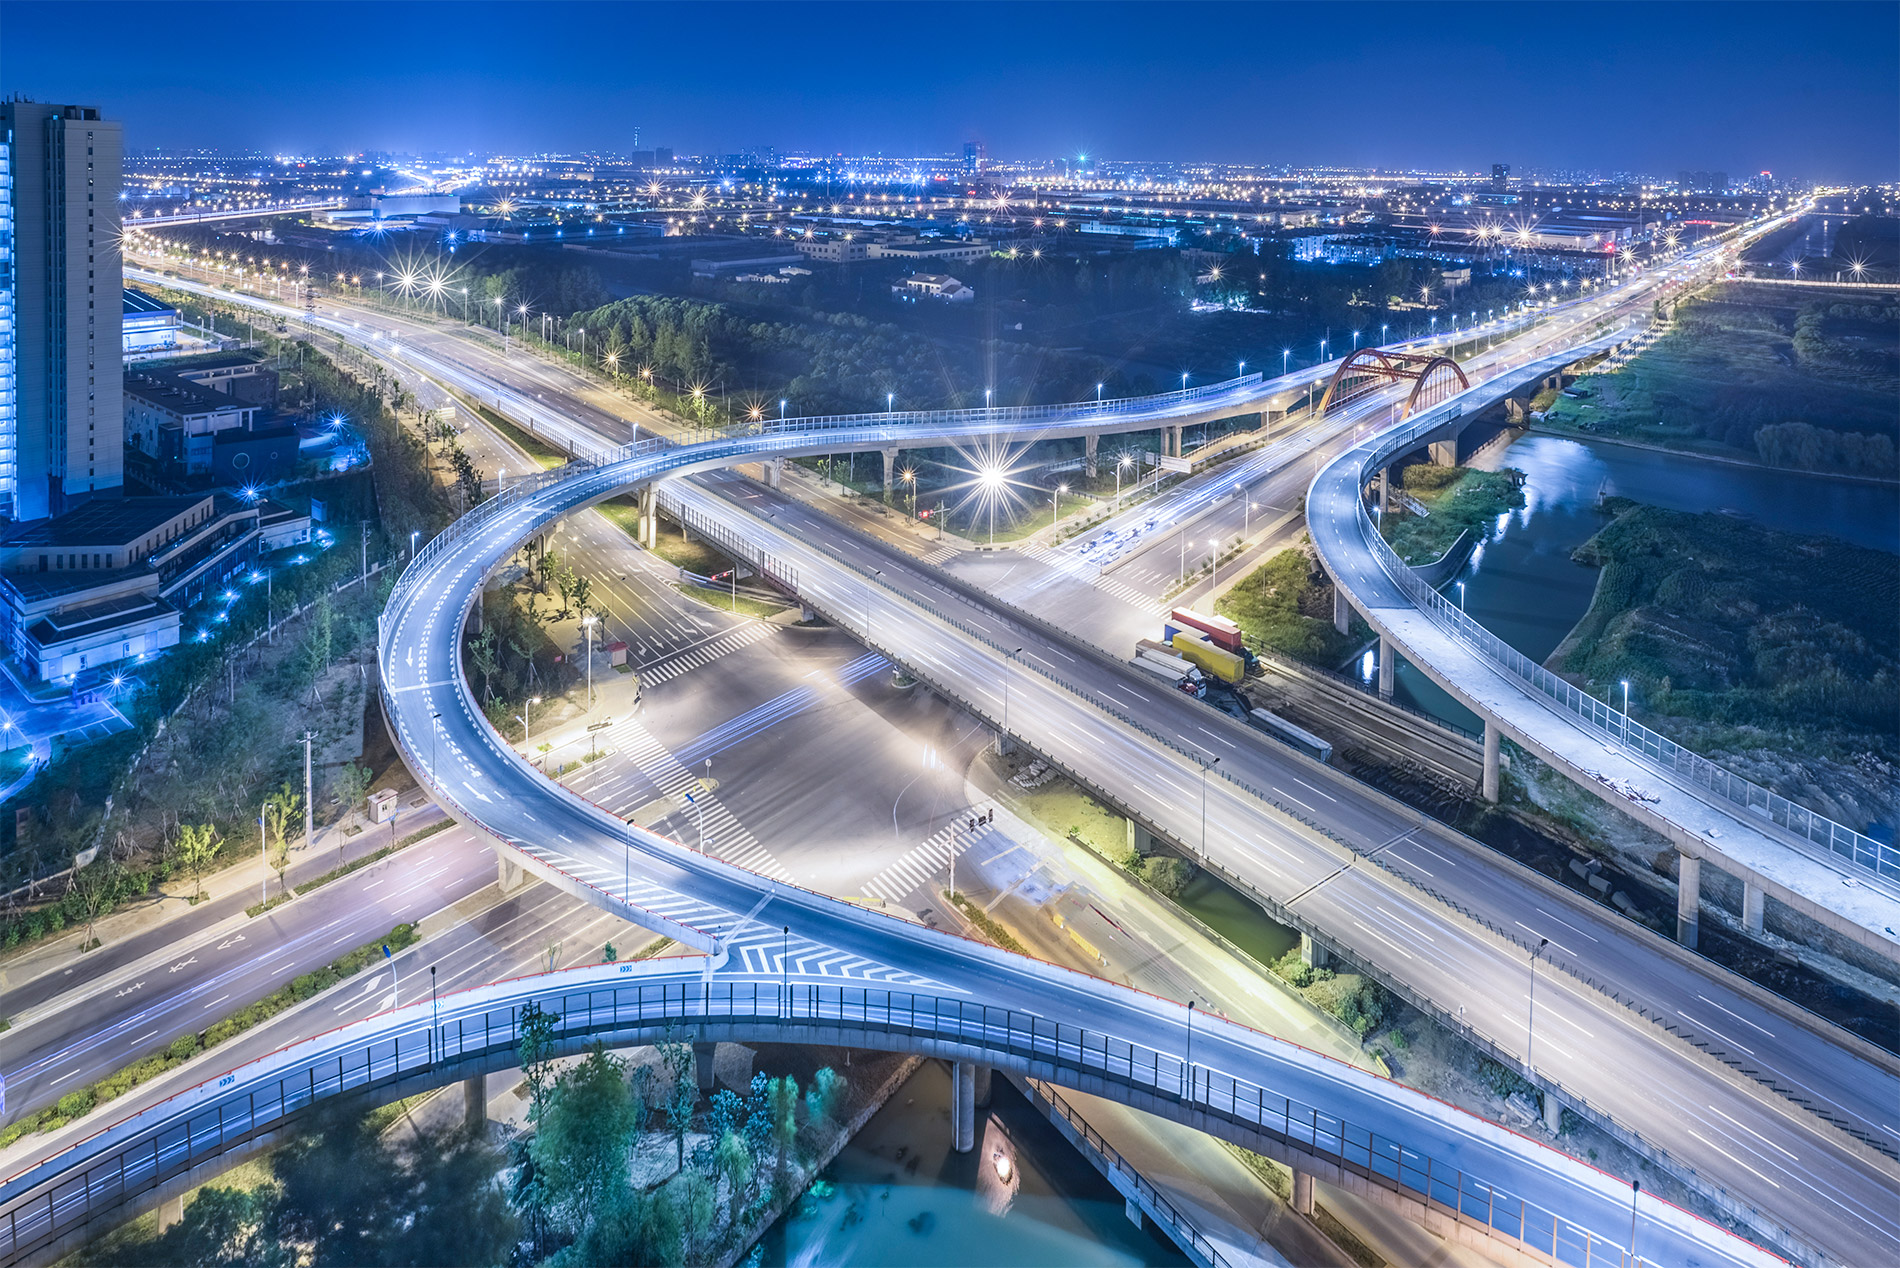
<box><xmin>756</xmin><ymin>1059</ymin><xmax>1189</xmax><ymax>1267</ymax></box>
<box><xmin>1371</xmin><ymin>432</ymin><xmax>1900</xmax><ymax>726</ymax></box>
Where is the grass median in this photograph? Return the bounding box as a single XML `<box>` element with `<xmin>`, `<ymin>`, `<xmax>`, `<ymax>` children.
<box><xmin>0</xmin><ymin>922</ymin><xmax>420</xmax><ymax>1150</ymax></box>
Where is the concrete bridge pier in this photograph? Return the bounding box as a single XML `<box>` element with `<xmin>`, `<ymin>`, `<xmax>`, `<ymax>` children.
<box><xmin>766</xmin><ymin>457</ymin><xmax>783</xmax><ymax>491</ymax></box>
<box><xmin>1429</xmin><ymin>432</ymin><xmax>1460</xmax><ymax>467</ymax></box>
<box><xmin>993</xmin><ymin>731</ymin><xmax>1016</xmax><ymax>757</ymax></box>
<box><xmin>1085</xmin><ymin>432</ymin><xmax>1099</xmax><ymax>478</ymax></box>
<box><xmin>1378</xmin><ymin>466</ymin><xmax>1390</xmax><ymax>517</ymax></box>
<box><xmin>1743</xmin><ymin>880</ymin><xmax>1766</xmax><ymax>935</ymax></box>
<box><xmin>882</xmin><ymin>448</ymin><xmax>899</xmax><ymax>503</ymax></box>
<box><xmin>1542</xmin><ymin>1092</ymin><xmax>1563</xmax><ymax>1134</ymax></box>
<box><xmin>693</xmin><ymin>1042</ymin><xmax>717</xmax><ymax>1092</ymax></box>
<box><xmin>1481</xmin><ymin>720</ymin><xmax>1501</xmax><ymax>803</ymax></box>
<box><xmin>1299</xmin><ymin>932</ymin><xmax>1329</xmax><ymax>970</ymax></box>
<box><xmin>1677</xmin><ymin>853</ymin><xmax>1702</xmax><ymax>949</ymax></box>
<box><xmin>1377</xmin><ymin>636</ymin><xmax>1396</xmax><ymax>697</ymax></box>
<box><xmin>497</xmin><ymin>853</ymin><xmax>531</xmax><ymax>894</ymax></box>
<box><xmin>952</xmin><ymin>1060</ymin><xmax>977</xmax><ymax>1152</ymax></box>
<box><xmin>464</xmin><ymin>1075</ymin><xmax>486</xmax><ymax>1135</ymax></box>
<box><xmin>1291</xmin><ymin>1168</ymin><xmax>1314</xmax><ymax>1216</ymax></box>
<box><xmin>1332</xmin><ymin>586</ymin><xmax>1350</xmax><ymax>636</ymax></box>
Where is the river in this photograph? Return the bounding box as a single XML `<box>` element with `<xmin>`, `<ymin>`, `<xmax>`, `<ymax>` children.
<box><xmin>757</xmin><ymin>1059</ymin><xmax>1190</xmax><ymax>1267</ymax></box>
<box><xmin>1365</xmin><ymin>431</ymin><xmax>1900</xmax><ymax>726</ymax></box>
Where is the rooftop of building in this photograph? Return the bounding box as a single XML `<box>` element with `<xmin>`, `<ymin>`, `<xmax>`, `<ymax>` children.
<box><xmin>123</xmin><ymin>368</ymin><xmax>255</xmax><ymax>417</ymax></box>
<box><xmin>123</xmin><ymin>287</ymin><xmax>178</xmax><ymax>317</ymax></box>
<box><xmin>0</xmin><ymin>494</ymin><xmax>232</xmax><ymax>551</ymax></box>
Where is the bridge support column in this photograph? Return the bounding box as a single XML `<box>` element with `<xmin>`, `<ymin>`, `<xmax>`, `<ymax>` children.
<box><xmin>1378</xmin><ymin>465</ymin><xmax>1390</xmax><ymax>517</ymax></box>
<box><xmin>1291</xmin><ymin>1168</ymin><xmax>1314</xmax><ymax>1216</ymax></box>
<box><xmin>1332</xmin><ymin>585</ymin><xmax>1350</xmax><ymax>636</ymax></box>
<box><xmin>1084</xmin><ymin>433</ymin><xmax>1099</xmax><ymax>478</ymax></box>
<box><xmin>465</xmin><ymin>1075</ymin><xmax>486</xmax><ymax>1135</ymax></box>
<box><xmin>1676</xmin><ymin>853</ymin><xmax>1702</xmax><ymax>949</ymax></box>
<box><xmin>1171</xmin><ymin>425</ymin><xmax>1184</xmax><ymax>458</ymax></box>
<box><xmin>155</xmin><ymin>1194</ymin><xmax>185</xmax><ymax>1235</ymax></box>
<box><xmin>767</xmin><ymin>457</ymin><xmax>783</xmax><ymax>491</ymax></box>
<box><xmin>497</xmin><ymin>853</ymin><xmax>530</xmax><ymax>894</ymax></box>
<box><xmin>1377</xmin><ymin>636</ymin><xmax>1395</xmax><ymax>698</ymax></box>
<box><xmin>882</xmin><ymin>448</ymin><xmax>899</xmax><ymax>504</ymax></box>
<box><xmin>952</xmin><ymin>1060</ymin><xmax>976</xmax><ymax>1153</ymax></box>
<box><xmin>1542</xmin><ymin>1091</ymin><xmax>1563</xmax><ymax>1134</ymax></box>
<box><xmin>693</xmin><ymin>1042</ymin><xmax>717</xmax><ymax>1092</ymax></box>
<box><xmin>993</xmin><ymin>731</ymin><xmax>1016</xmax><ymax>757</ymax></box>
<box><xmin>1482</xmin><ymin>720</ymin><xmax>1501</xmax><ymax>803</ymax></box>
<box><xmin>1299</xmin><ymin>932</ymin><xmax>1329</xmax><ymax>970</ymax></box>
<box><xmin>1743</xmin><ymin>880</ymin><xmax>1765</xmax><ymax>936</ymax></box>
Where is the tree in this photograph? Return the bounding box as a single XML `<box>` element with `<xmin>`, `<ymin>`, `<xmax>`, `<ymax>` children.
<box><xmin>531</xmin><ymin>1044</ymin><xmax>638</xmax><ymax>1236</ymax></box>
<box><xmin>263</xmin><ymin>783</ymin><xmax>301</xmax><ymax>897</ymax></box>
<box><xmin>714</xmin><ymin>1130</ymin><xmax>752</xmax><ymax>1229</ymax></box>
<box><xmin>767</xmin><ymin>1074</ymin><xmax>800</xmax><ymax>1171</ymax></box>
<box><xmin>569</xmin><ymin>575</ymin><xmax>594</xmax><ymax>625</ymax></box>
<box><xmin>518</xmin><ymin>1000</ymin><xmax>562</xmax><ymax>1119</ymax></box>
<box><xmin>805</xmin><ymin>1066</ymin><xmax>845</xmax><ymax>1127</ymax></box>
<box><xmin>470</xmin><ymin>624</ymin><xmax>500</xmax><ymax>702</ymax></box>
<box><xmin>69</xmin><ymin>852</ymin><xmax>123</xmax><ymax>951</ymax></box>
<box><xmin>537</xmin><ymin>546</ymin><xmax>560</xmax><ymax>596</ymax></box>
<box><xmin>658</xmin><ymin>1031</ymin><xmax>697</xmax><ymax>1174</ymax></box>
<box><xmin>174</xmin><ymin>823</ymin><xmax>224</xmax><ymax>902</ymax></box>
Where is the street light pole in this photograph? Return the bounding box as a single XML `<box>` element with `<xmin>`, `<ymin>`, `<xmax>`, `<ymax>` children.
<box><xmin>1183</xmin><ymin>1000</ymin><xmax>1196</xmax><ymax>1099</ymax></box>
<box><xmin>1198</xmin><ymin>755</ymin><xmax>1221</xmax><ymax>859</ymax></box>
<box><xmin>1002</xmin><ymin>647</ymin><xmax>1024</xmax><ymax>739</ymax></box>
<box><xmin>1527</xmin><ymin>937</ymin><xmax>1550</xmax><ymax>1072</ymax></box>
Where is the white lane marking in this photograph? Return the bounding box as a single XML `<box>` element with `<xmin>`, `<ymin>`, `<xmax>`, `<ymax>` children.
<box><xmin>1196</xmin><ymin>727</ymin><xmax>1237</xmax><ymax>750</ymax></box>
<box><xmin>1288</xmin><ymin>776</ymin><xmax>1337</xmax><ymax>802</ymax></box>
<box><xmin>1677</xmin><ymin>1011</ymin><xmax>1755</xmax><ymax>1058</ymax></box>
<box><xmin>1694</xmin><ymin>994</ymin><xmax>1776</xmax><ymax>1038</ymax></box>
<box><xmin>1530</xmin><ymin>906</ymin><xmax>1599</xmax><ymax>943</ymax></box>
<box><xmin>1708</xmin><ymin>1104</ymin><xmax>1799</xmax><ymax>1161</ymax></box>
<box><xmin>1686</xmin><ymin>1129</ymin><xmax>1780</xmax><ymax>1188</ymax></box>
<box><xmin>1513</xmin><ymin>922</ymin><xmax>1575</xmax><ymax>958</ymax></box>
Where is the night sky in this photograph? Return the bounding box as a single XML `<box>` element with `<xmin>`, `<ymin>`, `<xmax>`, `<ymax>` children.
<box><xmin>3</xmin><ymin>1</ymin><xmax>1893</xmax><ymax>180</ymax></box>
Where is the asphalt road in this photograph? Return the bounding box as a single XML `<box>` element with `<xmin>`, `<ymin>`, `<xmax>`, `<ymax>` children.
<box><xmin>125</xmin><ymin>230</ymin><xmax>1900</xmax><ymax>1264</ymax></box>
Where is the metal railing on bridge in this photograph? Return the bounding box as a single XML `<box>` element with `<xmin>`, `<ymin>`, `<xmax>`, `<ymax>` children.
<box><xmin>1</xmin><ymin>971</ymin><xmax>1689</xmax><ymax>1268</ymax></box>
<box><xmin>1342</xmin><ymin>344</ymin><xmax>1899</xmax><ymax>883</ymax></box>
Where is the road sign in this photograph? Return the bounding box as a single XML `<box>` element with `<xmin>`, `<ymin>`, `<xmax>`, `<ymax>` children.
<box><xmin>1157</xmin><ymin>454</ymin><xmax>1191</xmax><ymax>473</ymax></box>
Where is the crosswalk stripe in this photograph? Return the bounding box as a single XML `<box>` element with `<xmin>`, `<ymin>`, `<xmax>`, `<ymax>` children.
<box><xmin>861</xmin><ymin>800</ymin><xmax>996</xmax><ymax>902</ymax></box>
<box><xmin>1019</xmin><ymin>544</ymin><xmax>1158</xmax><ymax>609</ymax></box>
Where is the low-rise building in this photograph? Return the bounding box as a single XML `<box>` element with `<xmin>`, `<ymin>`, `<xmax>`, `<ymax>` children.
<box><xmin>123</xmin><ymin>368</ymin><xmax>300</xmax><ymax>485</ymax></box>
<box><xmin>122</xmin><ymin>288</ymin><xmax>181</xmax><ymax>356</ymax></box>
<box><xmin>893</xmin><ymin>273</ymin><xmax>976</xmax><ymax>303</ymax></box>
<box><xmin>691</xmin><ymin>250</ymin><xmax>806</xmax><ymax>277</ymax></box>
<box><xmin>793</xmin><ymin>235</ymin><xmax>869</xmax><ymax>264</ymax></box>
<box><xmin>868</xmin><ymin>237</ymin><xmax>993</xmax><ymax>262</ymax></box>
<box><xmin>0</xmin><ymin>493</ymin><xmax>307</xmax><ymax>682</ymax></box>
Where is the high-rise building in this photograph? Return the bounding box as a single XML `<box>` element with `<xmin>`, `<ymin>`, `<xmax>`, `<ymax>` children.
<box><xmin>1491</xmin><ymin>163</ymin><xmax>1509</xmax><ymax>191</ymax></box>
<box><xmin>963</xmin><ymin>142</ymin><xmax>985</xmax><ymax>174</ymax></box>
<box><xmin>0</xmin><ymin>101</ymin><xmax>124</xmax><ymax>524</ymax></box>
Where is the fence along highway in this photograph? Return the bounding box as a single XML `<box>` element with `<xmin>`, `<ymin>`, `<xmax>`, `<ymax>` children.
<box><xmin>100</xmin><ymin>256</ymin><xmax>1900</xmax><ymax>1267</ymax></box>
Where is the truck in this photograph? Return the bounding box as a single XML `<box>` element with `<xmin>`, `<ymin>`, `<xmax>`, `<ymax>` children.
<box><xmin>1248</xmin><ymin>707</ymin><xmax>1334</xmax><ymax>764</ymax></box>
<box><xmin>1168</xmin><ymin>608</ymin><xmax>1246</xmax><ymax>657</ymax></box>
<box><xmin>1170</xmin><ymin>632</ymin><xmax>1246</xmax><ymax>685</ymax></box>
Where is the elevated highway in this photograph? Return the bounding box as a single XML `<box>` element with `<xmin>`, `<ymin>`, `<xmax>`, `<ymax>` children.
<box><xmin>1</xmin><ymin>938</ymin><xmax>1786</xmax><ymax>1268</ymax></box>
<box><xmin>96</xmin><ymin>254</ymin><xmax>1900</xmax><ymax>1267</ymax></box>
<box><xmin>1304</xmin><ymin>317</ymin><xmax>1900</xmax><ymax>965</ymax></box>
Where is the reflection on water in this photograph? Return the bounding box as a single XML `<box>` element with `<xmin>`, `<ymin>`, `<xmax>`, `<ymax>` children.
<box><xmin>758</xmin><ymin>1060</ymin><xmax>1187</xmax><ymax>1268</ymax></box>
<box><xmin>1388</xmin><ymin>434</ymin><xmax>1900</xmax><ymax>724</ymax></box>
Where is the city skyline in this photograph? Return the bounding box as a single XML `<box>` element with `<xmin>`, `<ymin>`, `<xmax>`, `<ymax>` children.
<box><xmin>2</xmin><ymin>1</ymin><xmax>1895</xmax><ymax>181</ymax></box>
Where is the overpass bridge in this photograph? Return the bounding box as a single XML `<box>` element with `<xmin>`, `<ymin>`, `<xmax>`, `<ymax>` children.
<box><xmin>1305</xmin><ymin>337</ymin><xmax>1900</xmax><ymax>964</ymax></box>
<box><xmin>0</xmin><ymin>943</ymin><xmax>1786</xmax><ymax>1268</ymax></box>
<box><xmin>92</xmin><ymin>255</ymin><xmax>1900</xmax><ymax>1268</ymax></box>
<box><xmin>124</xmin><ymin>199</ymin><xmax>347</xmax><ymax>227</ymax></box>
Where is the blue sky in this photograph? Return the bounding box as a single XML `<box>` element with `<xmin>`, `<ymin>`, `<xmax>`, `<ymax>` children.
<box><xmin>3</xmin><ymin>1</ymin><xmax>1893</xmax><ymax>180</ymax></box>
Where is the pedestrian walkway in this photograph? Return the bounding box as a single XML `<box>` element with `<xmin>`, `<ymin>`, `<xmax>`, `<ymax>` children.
<box><xmin>1018</xmin><ymin>543</ymin><xmax>1168</xmax><ymax>613</ymax></box>
<box><xmin>607</xmin><ymin>717</ymin><xmax>795</xmax><ymax>882</ymax></box>
<box><xmin>860</xmin><ymin>798</ymin><xmax>998</xmax><ymax>904</ymax></box>
<box><xmin>636</xmin><ymin>621</ymin><xmax>776</xmax><ymax>688</ymax></box>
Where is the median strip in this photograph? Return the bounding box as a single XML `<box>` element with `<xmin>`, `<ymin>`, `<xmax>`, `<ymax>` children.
<box><xmin>0</xmin><ymin>922</ymin><xmax>419</xmax><ymax>1150</ymax></box>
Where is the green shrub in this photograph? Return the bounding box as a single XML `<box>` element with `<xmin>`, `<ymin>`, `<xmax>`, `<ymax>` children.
<box><xmin>56</xmin><ymin>1088</ymin><xmax>97</xmax><ymax>1118</ymax></box>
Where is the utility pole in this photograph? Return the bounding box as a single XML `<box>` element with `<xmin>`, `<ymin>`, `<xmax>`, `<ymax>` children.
<box><xmin>303</xmin><ymin>731</ymin><xmax>316</xmax><ymax>853</ymax></box>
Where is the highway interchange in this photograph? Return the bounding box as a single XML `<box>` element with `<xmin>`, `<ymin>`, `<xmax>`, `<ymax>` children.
<box><xmin>3</xmin><ymin>241</ymin><xmax>1888</xmax><ymax>1265</ymax></box>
